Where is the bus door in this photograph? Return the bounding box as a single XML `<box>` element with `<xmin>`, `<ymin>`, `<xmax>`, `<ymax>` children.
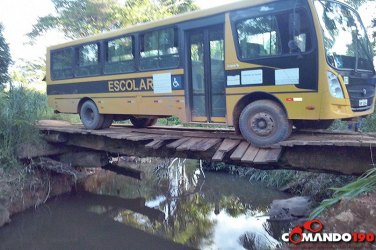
<box><xmin>187</xmin><ymin>25</ymin><xmax>226</xmax><ymax>123</ymax></box>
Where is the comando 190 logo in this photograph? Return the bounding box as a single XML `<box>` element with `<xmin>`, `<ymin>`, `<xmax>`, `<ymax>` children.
<box><xmin>282</xmin><ymin>219</ymin><xmax>375</xmax><ymax>245</ymax></box>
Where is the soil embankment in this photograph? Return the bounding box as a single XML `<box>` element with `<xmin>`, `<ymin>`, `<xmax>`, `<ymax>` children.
<box><xmin>0</xmin><ymin>167</ymin><xmax>76</xmax><ymax>227</ymax></box>
<box><xmin>319</xmin><ymin>191</ymin><xmax>376</xmax><ymax>233</ymax></box>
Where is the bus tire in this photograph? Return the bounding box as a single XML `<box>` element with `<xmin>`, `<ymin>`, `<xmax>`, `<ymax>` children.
<box><xmin>147</xmin><ymin>118</ymin><xmax>158</xmax><ymax>126</ymax></box>
<box><xmin>130</xmin><ymin>117</ymin><xmax>151</xmax><ymax>128</ymax></box>
<box><xmin>239</xmin><ymin>100</ymin><xmax>291</xmax><ymax>147</ymax></box>
<box><xmin>294</xmin><ymin>120</ymin><xmax>334</xmax><ymax>130</ymax></box>
<box><xmin>101</xmin><ymin>115</ymin><xmax>114</xmax><ymax>129</ymax></box>
<box><xmin>80</xmin><ymin>100</ymin><xmax>104</xmax><ymax>130</ymax></box>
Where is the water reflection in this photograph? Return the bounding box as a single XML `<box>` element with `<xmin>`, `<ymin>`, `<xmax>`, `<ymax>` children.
<box><xmin>83</xmin><ymin>158</ymin><xmax>291</xmax><ymax>249</ymax></box>
<box><xmin>0</xmin><ymin>158</ymin><xmax>291</xmax><ymax>250</ymax></box>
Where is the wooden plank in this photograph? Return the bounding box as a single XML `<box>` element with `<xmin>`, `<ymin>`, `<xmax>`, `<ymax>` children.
<box><xmin>145</xmin><ymin>135</ymin><xmax>180</xmax><ymax>149</ymax></box>
<box><xmin>106</xmin><ymin>133</ymin><xmax>139</xmax><ymax>140</ymax></box>
<box><xmin>217</xmin><ymin>139</ymin><xmax>241</xmax><ymax>152</ymax></box>
<box><xmin>176</xmin><ymin>138</ymin><xmax>204</xmax><ymax>151</ymax></box>
<box><xmin>113</xmin><ymin>124</ymin><xmax>235</xmax><ymax>133</ymax></box>
<box><xmin>166</xmin><ymin>138</ymin><xmax>191</xmax><ymax>149</ymax></box>
<box><xmin>211</xmin><ymin>139</ymin><xmax>241</xmax><ymax>161</ymax></box>
<box><xmin>253</xmin><ymin>148</ymin><xmax>282</xmax><ymax>164</ymax></box>
<box><xmin>125</xmin><ymin>134</ymin><xmax>158</xmax><ymax>142</ymax></box>
<box><xmin>241</xmin><ymin>145</ymin><xmax>260</xmax><ymax>163</ymax></box>
<box><xmin>266</xmin><ymin>148</ymin><xmax>283</xmax><ymax>162</ymax></box>
<box><xmin>102</xmin><ymin>163</ymin><xmax>144</xmax><ymax>180</ymax></box>
<box><xmin>112</xmin><ymin>126</ymin><xmax>242</xmax><ymax>140</ymax></box>
<box><xmin>230</xmin><ymin>141</ymin><xmax>250</xmax><ymax>160</ymax></box>
<box><xmin>145</xmin><ymin>140</ymin><xmax>165</xmax><ymax>149</ymax></box>
<box><xmin>158</xmin><ymin>135</ymin><xmax>182</xmax><ymax>140</ymax></box>
<box><xmin>212</xmin><ymin>150</ymin><xmax>226</xmax><ymax>162</ymax></box>
<box><xmin>190</xmin><ymin>138</ymin><xmax>221</xmax><ymax>151</ymax></box>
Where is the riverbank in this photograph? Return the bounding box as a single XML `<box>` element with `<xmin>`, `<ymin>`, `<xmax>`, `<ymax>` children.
<box><xmin>203</xmin><ymin>162</ymin><xmax>356</xmax><ymax>201</ymax></box>
<box><xmin>0</xmin><ymin>166</ymin><xmax>79</xmax><ymax>227</ymax></box>
<box><xmin>319</xmin><ymin>190</ymin><xmax>376</xmax><ymax>233</ymax></box>
<box><xmin>1</xmin><ymin>156</ymin><xmax>375</xmax><ymax>247</ymax></box>
<box><xmin>204</xmin><ymin>161</ymin><xmax>376</xmax><ymax>241</ymax></box>
<box><xmin>0</xmin><ymin>158</ymin><xmax>357</xmax><ymax>227</ymax></box>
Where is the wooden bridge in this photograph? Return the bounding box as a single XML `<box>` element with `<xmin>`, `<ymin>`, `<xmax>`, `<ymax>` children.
<box><xmin>21</xmin><ymin>120</ymin><xmax>376</xmax><ymax>176</ymax></box>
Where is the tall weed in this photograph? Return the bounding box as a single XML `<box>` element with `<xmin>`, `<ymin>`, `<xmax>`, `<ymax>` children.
<box><xmin>311</xmin><ymin>167</ymin><xmax>376</xmax><ymax>218</ymax></box>
<box><xmin>0</xmin><ymin>88</ymin><xmax>46</xmax><ymax>167</ymax></box>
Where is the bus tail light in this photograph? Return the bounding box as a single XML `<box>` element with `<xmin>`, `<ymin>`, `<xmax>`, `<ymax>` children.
<box><xmin>327</xmin><ymin>72</ymin><xmax>344</xmax><ymax>99</ymax></box>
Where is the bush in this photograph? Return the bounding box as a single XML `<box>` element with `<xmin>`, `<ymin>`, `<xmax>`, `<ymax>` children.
<box><xmin>0</xmin><ymin>88</ymin><xmax>47</xmax><ymax>167</ymax></box>
<box><xmin>311</xmin><ymin>167</ymin><xmax>376</xmax><ymax>218</ymax></box>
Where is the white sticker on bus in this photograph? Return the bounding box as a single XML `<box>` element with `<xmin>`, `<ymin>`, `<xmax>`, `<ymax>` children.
<box><xmin>153</xmin><ymin>73</ymin><xmax>172</xmax><ymax>94</ymax></box>
<box><xmin>227</xmin><ymin>75</ymin><xmax>240</xmax><ymax>86</ymax></box>
<box><xmin>241</xmin><ymin>69</ymin><xmax>263</xmax><ymax>85</ymax></box>
<box><xmin>275</xmin><ymin>68</ymin><xmax>299</xmax><ymax>85</ymax></box>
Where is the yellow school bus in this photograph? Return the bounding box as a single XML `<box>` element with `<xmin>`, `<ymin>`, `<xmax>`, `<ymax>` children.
<box><xmin>46</xmin><ymin>0</ymin><xmax>375</xmax><ymax>146</ymax></box>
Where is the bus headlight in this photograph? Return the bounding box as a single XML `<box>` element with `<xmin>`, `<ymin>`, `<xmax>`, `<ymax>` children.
<box><xmin>327</xmin><ymin>71</ymin><xmax>344</xmax><ymax>99</ymax></box>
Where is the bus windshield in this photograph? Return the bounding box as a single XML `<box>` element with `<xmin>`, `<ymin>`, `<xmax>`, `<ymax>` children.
<box><xmin>314</xmin><ymin>0</ymin><xmax>374</xmax><ymax>72</ymax></box>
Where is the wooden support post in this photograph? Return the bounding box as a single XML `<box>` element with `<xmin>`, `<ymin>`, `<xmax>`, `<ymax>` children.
<box><xmin>43</xmin><ymin>133</ymin><xmax>68</xmax><ymax>143</ymax></box>
<box><xmin>59</xmin><ymin>151</ymin><xmax>109</xmax><ymax>168</ymax></box>
<box><xmin>102</xmin><ymin>163</ymin><xmax>145</xmax><ymax>180</ymax></box>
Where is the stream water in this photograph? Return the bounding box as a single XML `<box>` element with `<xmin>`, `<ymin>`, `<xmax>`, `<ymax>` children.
<box><xmin>0</xmin><ymin>158</ymin><xmax>291</xmax><ymax>250</ymax></box>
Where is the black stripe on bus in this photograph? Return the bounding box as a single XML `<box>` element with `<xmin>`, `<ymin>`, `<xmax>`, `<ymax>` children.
<box><xmin>47</xmin><ymin>75</ymin><xmax>184</xmax><ymax>95</ymax></box>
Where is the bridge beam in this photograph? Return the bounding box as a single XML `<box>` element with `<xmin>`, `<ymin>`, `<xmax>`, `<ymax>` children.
<box><xmin>36</xmin><ymin>122</ymin><xmax>376</xmax><ymax>176</ymax></box>
<box><xmin>59</xmin><ymin>133</ymin><xmax>374</xmax><ymax>176</ymax></box>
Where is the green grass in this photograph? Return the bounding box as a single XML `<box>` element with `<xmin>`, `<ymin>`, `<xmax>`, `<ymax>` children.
<box><xmin>0</xmin><ymin>88</ymin><xmax>81</xmax><ymax>169</ymax></box>
<box><xmin>156</xmin><ymin>116</ymin><xmax>181</xmax><ymax>126</ymax></box>
<box><xmin>0</xmin><ymin>88</ymin><xmax>46</xmax><ymax>167</ymax></box>
<box><xmin>311</xmin><ymin>167</ymin><xmax>376</xmax><ymax>218</ymax></box>
<box><xmin>246</xmin><ymin>169</ymin><xmax>296</xmax><ymax>189</ymax></box>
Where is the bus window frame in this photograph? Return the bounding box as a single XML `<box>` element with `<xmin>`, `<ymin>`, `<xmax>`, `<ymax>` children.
<box><xmin>103</xmin><ymin>34</ymin><xmax>137</xmax><ymax>75</ymax></box>
<box><xmin>74</xmin><ymin>41</ymin><xmax>102</xmax><ymax>78</ymax></box>
<box><xmin>138</xmin><ymin>26</ymin><xmax>181</xmax><ymax>71</ymax></box>
<box><xmin>235</xmin><ymin>14</ymin><xmax>283</xmax><ymax>59</ymax></box>
<box><xmin>230</xmin><ymin>3</ymin><xmax>317</xmax><ymax>63</ymax></box>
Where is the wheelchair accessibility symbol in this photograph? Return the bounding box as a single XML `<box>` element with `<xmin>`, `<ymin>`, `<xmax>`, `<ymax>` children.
<box><xmin>173</xmin><ymin>77</ymin><xmax>180</xmax><ymax>88</ymax></box>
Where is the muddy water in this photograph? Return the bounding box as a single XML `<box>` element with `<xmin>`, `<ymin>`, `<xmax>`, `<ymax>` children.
<box><xmin>0</xmin><ymin>159</ymin><xmax>291</xmax><ymax>250</ymax></box>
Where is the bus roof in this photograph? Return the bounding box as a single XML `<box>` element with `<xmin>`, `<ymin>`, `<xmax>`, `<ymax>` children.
<box><xmin>48</xmin><ymin>0</ymin><xmax>277</xmax><ymax>50</ymax></box>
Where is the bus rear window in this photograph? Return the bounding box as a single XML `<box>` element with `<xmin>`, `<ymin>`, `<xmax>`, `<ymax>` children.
<box><xmin>140</xmin><ymin>28</ymin><xmax>179</xmax><ymax>70</ymax></box>
<box><xmin>51</xmin><ymin>48</ymin><xmax>73</xmax><ymax>80</ymax></box>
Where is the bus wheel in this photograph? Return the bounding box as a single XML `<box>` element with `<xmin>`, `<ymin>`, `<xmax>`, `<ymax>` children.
<box><xmin>101</xmin><ymin>115</ymin><xmax>114</xmax><ymax>129</ymax></box>
<box><xmin>130</xmin><ymin>117</ymin><xmax>151</xmax><ymax>128</ymax></box>
<box><xmin>294</xmin><ymin>120</ymin><xmax>334</xmax><ymax>130</ymax></box>
<box><xmin>239</xmin><ymin>100</ymin><xmax>291</xmax><ymax>147</ymax></box>
<box><xmin>80</xmin><ymin>100</ymin><xmax>104</xmax><ymax>130</ymax></box>
<box><xmin>147</xmin><ymin>118</ymin><xmax>158</xmax><ymax>126</ymax></box>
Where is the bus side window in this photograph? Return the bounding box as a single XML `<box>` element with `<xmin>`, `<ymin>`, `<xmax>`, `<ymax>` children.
<box><xmin>140</xmin><ymin>28</ymin><xmax>179</xmax><ymax>70</ymax></box>
<box><xmin>76</xmin><ymin>43</ymin><xmax>101</xmax><ymax>77</ymax></box>
<box><xmin>159</xmin><ymin>28</ymin><xmax>179</xmax><ymax>68</ymax></box>
<box><xmin>104</xmin><ymin>36</ymin><xmax>135</xmax><ymax>74</ymax></box>
<box><xmin>236</xmin><ymin>15</ymin><xmax>281</xmax><ymax>59</ymax></box>
<box><xmin>51</xmin><ymin>48</ymin><xmax>73</xmax><ymax>80</ymax></box>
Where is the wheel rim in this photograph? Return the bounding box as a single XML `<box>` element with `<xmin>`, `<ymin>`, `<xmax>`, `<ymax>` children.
<box><xmin>84</xmin><ymin>107</ymin><xmax>95</xmax><ymax>124</ymax></box>
<box><xmin>249</xmin><ymin>112</ymin><xmax>275</xmax><ymax>136</ymax></box>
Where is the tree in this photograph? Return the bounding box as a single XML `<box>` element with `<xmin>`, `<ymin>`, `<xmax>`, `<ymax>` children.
<box><xmin>0</xmin><ymin>23</ymin><xmax>11</xmax><ymax>87</ymax></box>
<box><xmin>27</xmin><ymin>0</ymin><xmax>198</xmax><ymax>41</ymax></box>
<box><xmin>344</xmin><ymin>0</ymin><xmax>368</xmax><ymax>9</ymax></box>
<box><xmin>10</xmin><ymin>58</ymin><xmax>46</xmax><ymax>91</ymax></box>
<box><xmin>344</xmin><ymin>0</ymin><xmax>376</xmax><ymax>54</ymax></box>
